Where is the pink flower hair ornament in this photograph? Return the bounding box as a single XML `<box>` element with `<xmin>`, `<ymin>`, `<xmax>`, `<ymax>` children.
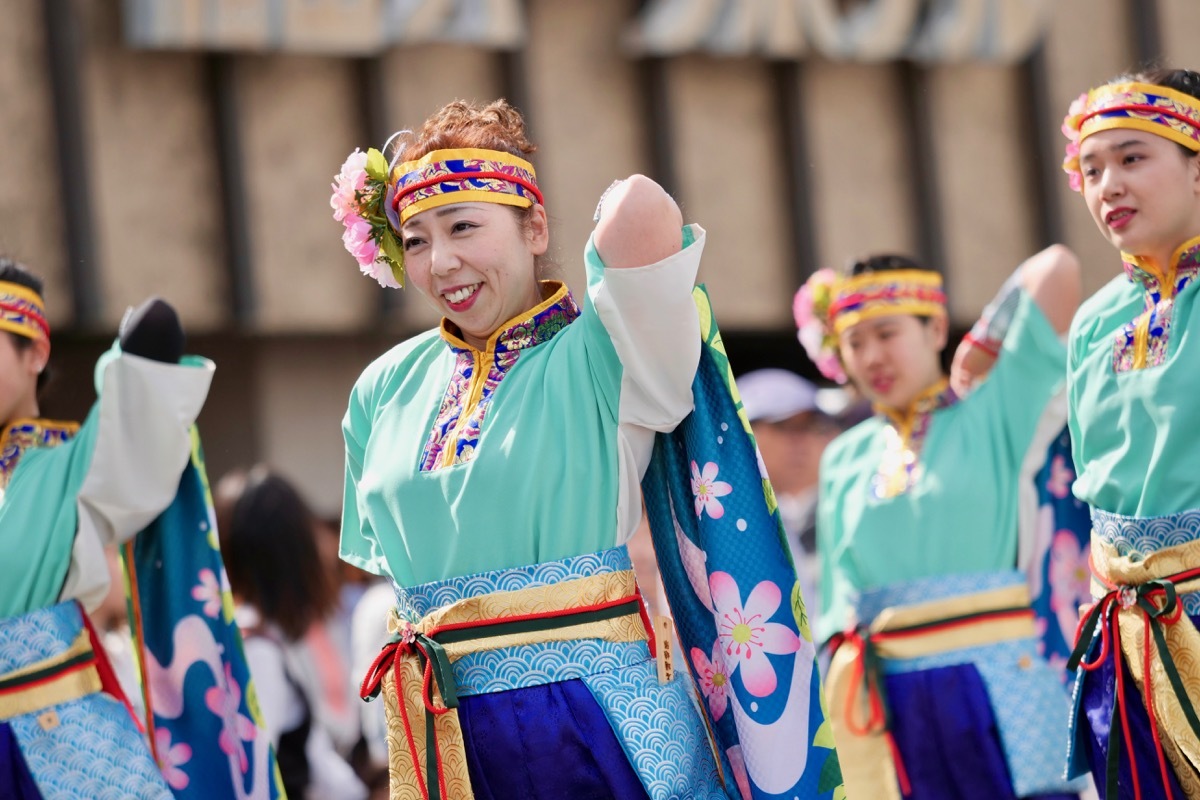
<box><xmin>793</xmin><ymin>268</ymin><xmax>847</xmax><ymax>384</ymax></box>
<box><xmin>1060</xmin><ymin>92</ymin><xmax>1089</xmax><ymax>193</ymax></box>
<box><xmin>331</xmin><ymin>147</ymin><xmax>405</xmax><ymax>288</ymax></box>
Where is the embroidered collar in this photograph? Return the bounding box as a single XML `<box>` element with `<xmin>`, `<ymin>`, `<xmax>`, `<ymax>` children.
<box><xmin>873</xmin><ymin>378</ymin><xmax>958</xmax><ymax>430</ymax></box>
<box><xmin>1121</xmin><ymin>235</ymin><xmax>1200</xmax><ymax>296</ymax></box>
<box><xmin>0</xmin><ymin>418</ymin><xmax>79</xmax><ymax>491</ymax></box>
<box><xmin>869</xmin><ymin>378</ymin><xmax>957</xmax><ymax>500</ymax></box>
<box><xmin>439</xmin><ymin>281</ymin><xmax>581</xmax><ymax>354</ymax></box>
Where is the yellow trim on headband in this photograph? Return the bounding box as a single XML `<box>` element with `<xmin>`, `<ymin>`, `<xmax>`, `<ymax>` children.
<box><xmin>1079</xmin><ymin>81</ymin><xmax>1200</xmax><ymax>152</ymax></box>
<box><xmin>831</xmin><ymin>270</ymin><xmax>946</xmax><ymax>337</ymax></box>
<box><xmin>399</xmin><ymin>191</ymin><xmax>532</xmax><ymax>224</ymax></box>
<box><xmin>0</xmin><ymin>282</ymin><xmax>46</xmax><ymax>309</ymax></box>
<box><xmin>836</xmin><ymin>269</ymin><xmax>943</xmax><ymax>294</ymax></box>
<box><xmin>391</xmin><ymin>147</ymin><xmax>538</xmax><ymax>183</ymax></box>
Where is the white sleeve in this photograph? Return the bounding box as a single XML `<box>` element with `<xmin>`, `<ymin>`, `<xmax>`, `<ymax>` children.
<box><xmin>590</xmin><ymin>224</ymin><xmax>705</xmax><ymax>432</ymax></box>
<box><xmin>76</xmin><ymin>350</ymin><xmax>214</xmax><ymax>545</ymax></box>
<box><xmin>587</xmin><ymin>224</ymin><xmax>705</xmax><ymax>545</ymax></box>
<box><xmin>63</xmin><ymin>349</ymin><xmax>214</xmax><ymax>610</ymax></box>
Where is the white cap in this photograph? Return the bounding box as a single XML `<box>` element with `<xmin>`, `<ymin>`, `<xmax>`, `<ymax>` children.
<box><xmin>737</xmin><ymin>369</ymin><xmax>820</xmax><ymax>423</ymax></box>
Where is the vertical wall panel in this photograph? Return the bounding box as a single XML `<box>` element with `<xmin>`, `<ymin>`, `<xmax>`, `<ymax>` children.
<box><xmin>523</xmin><ymin>0</ymin><xmax>649</xmax><ymax>291</ymax></box>
<box><xmin>1042</xmin><ymin>0</ymin><xmax>1134</xmax><ymax>295</ymax></box>
<box><xmin>928</xmin><ymin>66</ymin><xmax>1037</xmax><ymax>322</ymax></box>
<box><xmin>80</xmin><ymin>3</ymin><xmax>228</xmax><ymax>330</ymax></box>
<box><xmin>1160</xmin><ymin>0</ymin><xmax>1200</xmax><ymax>68</ymax></box>
<box><xmin>668</xmin><ymin>56</ymin><xmax>792</xmax><ymax>328</ymax></box>
<box><xmin>0</xmin><ymin>2</ymin><xmax>73</xmax><ymax>325</ymax></box>
<box><xmin>802</xmin><ymin>62</ymin><xmax>917</xmax><ymax>275</ymax></box>
<box><xmin>237</xmin><ymin>54</ymin><xmax>376</xmax><ymax>332</ymax></box>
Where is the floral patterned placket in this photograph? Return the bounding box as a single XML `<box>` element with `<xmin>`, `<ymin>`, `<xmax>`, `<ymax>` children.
<box><xmin>871</xmin><ymin>381</ymin><xmax>958</xmax><ymax>500</ymax></box>
<box><xmin>1114</xmin><ymin>242</ymin><xmax>1200</xmax><ymax>373</ymax></box>
<box><xmin>0</xmin><ymin>418</ymin><xmax>78</xmax><ymax>492</ymax></box>
<box><xmin>419</xmin><ymin>284</ymin><xmax>581</xmax><ymax>471</ymax></box>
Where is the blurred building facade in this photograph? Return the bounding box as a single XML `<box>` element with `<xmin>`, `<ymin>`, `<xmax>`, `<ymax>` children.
<box><xmin>2</xmin><ymin>0</ymin><xmax>1195</xmax><ymax>513</ymax></box>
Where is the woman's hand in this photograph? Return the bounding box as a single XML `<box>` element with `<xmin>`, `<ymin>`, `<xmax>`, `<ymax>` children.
<box><xmin>593</xmin><ymin>175</ymin><xmax>683</xmax><ymax>269</ymax></box>
<box><xmin>949</xmin><ymin>337</ymin><xmax>998</xmax><ymax>396</ymax></box>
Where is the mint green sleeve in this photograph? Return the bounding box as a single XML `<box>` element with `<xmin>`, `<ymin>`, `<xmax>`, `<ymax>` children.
<box><xmin>968</xmin><ymin>291</ymin><xmax>1068</xmax><ymax>470</ymax></box>
<box><xmin>340</xmin><ymin>379</ymin><xmax>387</xmax><ymax>577</ymax></box>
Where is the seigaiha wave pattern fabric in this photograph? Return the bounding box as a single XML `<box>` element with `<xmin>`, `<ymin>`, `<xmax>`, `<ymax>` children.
<box><xmin>642</xmin><ymin>286</ymin><xmax>843</xmax><ymax>800</ymax></box>
<box><xmin>121</xmin><ymin>430</ymin><xmax>286</xmax><ymax>800</ymax></box>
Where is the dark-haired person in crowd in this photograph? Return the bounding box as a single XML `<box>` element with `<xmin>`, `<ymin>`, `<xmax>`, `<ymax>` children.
<box><xmin>215</xmin><ymin>466</ymin><xmax>368</xmax><ymax>800</ymax></box>
<box><xmin>796</xmin><ymin>249</ymin><xmax>1085</xmax><ymax>798</ymax></box>
<box><xmin>0</xmin><ymin>257</ymin><xmax>213</xmax><ymax>797</ymax></box>
<box><xmin>1060</xmin><ymin>67</ymin><xmax>1200</xmax><ymax>799</ymax></box>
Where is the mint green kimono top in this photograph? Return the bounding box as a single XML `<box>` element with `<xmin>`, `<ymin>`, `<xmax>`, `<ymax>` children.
<box><xmin>0</xmin><ymin>345</ymin><xmax>213</xmax><ymax>620</ymax></box>
<box><xmin>816</xmin><ymin>292</ymin><xmax>1066</xmax><ymax>643</ymax></box>
<box><xmin>340</xmin><ymin>227</ymin><xmax>706</xmax><ymax>587</ymax></box>
<box><xmin>1068</xmin><ymin>236</ymin><xmax>1200</xmax><ymax>517</ymax></box>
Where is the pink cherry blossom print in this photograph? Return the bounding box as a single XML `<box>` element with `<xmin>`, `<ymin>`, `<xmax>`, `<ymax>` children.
<box><xmin>691</xmin><ymin>641</ymin><xmax>730</xmax><ymax>721</ymax></box>
<box><xmin>691</xmin><ymin>461</ymin><xmax>733</xmax><ymax>519</ymax></box>
<box><xmin>710</xmin><ymin>572</ymin><xmax>801</xmax><ymax>697</ymax></box>
<box><xmin>1046</xmin><ymin>455</ymin><xmax>1075</xmax><ymax>499</ymax></box>
<box><xmin>1049</xmin><ymin>529</ymin><xmax>1092</xmax><ymax>642</ymax></box>
<box><xmin>155</xmin><ymin>727</ymin><xmax>193</xmax><ymax>790</ymax></box>
<box><xmin>205</xmin><ymin>663</ymin><xmax>258</xmax><ymax>774</ymax></box>
<box><xmin>191</xmin><ymin>568</ymin><xmax>222</xmax><ymax>618</ymax></box>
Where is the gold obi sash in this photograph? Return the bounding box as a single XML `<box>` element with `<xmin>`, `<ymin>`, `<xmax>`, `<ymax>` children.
<box><xmin>360</xmin><ymin>569</ymin><xmax>651</xmax><ymax>800</ymax></box>
<box><xmin>825</xmin><ymin>584</ymin><xmax>1035</xmax><ymax>800</ymax></box>
<box><xmin>0</xmin><ymin>629</ymin><xmax>103</xmax><ymax>722</ymax></box>
<box><xmin>1071</xmin><ymin>536</ymin><xmax>1200</xmax><ymax>798</ymax></box>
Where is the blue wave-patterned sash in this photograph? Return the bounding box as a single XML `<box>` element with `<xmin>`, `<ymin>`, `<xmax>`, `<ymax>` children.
<box><xmin>1091</xmin><ymin>507</ymin><xmax>1200</xmax><ymax>615</ymax></box>
<box><xmin>392</xmin><ymin>547</ymin><xmax>651</xmax><ymax>696</ymax></box>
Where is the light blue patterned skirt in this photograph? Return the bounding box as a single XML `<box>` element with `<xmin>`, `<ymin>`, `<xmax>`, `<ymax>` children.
<box><xmin>0</xmin><ymin>600</ymin><xmax>171</xmax><ymax>800</ymax></box>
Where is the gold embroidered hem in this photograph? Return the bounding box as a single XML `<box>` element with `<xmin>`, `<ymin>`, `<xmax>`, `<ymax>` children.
<box><xmin>1090</xmin><ymin>536</ymin><xmax>1200</xmax><ymax>796</ymax></box>
<box><xmin>377</xmin><ymin>569</ymin><xmax>649</xmax><ymax>800</ymax></box>
<box><xmin>825</xmin><ymin>584</ymin><xmax>1034</xmax><ymax>800</ymax></box>
<box><xmin>0</xmin><ymin>629</ymin><xmax>101</xmax><ymax>720</ymax></box>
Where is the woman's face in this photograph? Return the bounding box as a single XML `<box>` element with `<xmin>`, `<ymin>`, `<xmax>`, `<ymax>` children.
<box><xmin>401</xmin><ymin>202</ymin><xmax>549</xmax><ymax>348</ymax></box>
<box><xmin>838</xmin><ymin>313</ymin><xmax>947</xmax><ymax>410</ymax></box>
<box><xmin>0</xmin><ymin>334</ymin><xmax>43</xmax><ymax>427</ymax></box>
<box><xmin>1080</xmin><ymin>128</ymin><xmax>1200</xmax><ymax>263</ymax></box>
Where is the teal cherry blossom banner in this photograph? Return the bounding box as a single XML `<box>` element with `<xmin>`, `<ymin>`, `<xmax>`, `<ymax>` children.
<box><xmin>642</xmin><ymin>285</ymin><xmax>843</xmax><ymax>800</ymax></box>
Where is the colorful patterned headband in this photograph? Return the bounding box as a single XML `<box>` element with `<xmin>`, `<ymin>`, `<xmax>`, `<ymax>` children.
<box><xmin>389</xmin><ymin>148</ymin><xmax>542</xmax><ymax>226</ymax></box>
<box><xmin>828</xmin><ymin>270</ymin><xmax>946</xmax><ymax>336</ymax></box>
<box><xmin>0</xmin><ymin>282</ymin><xmax>49</xmax><ymax>343</ymax></box>
<box><xmin>1061</xmin><ymin>81</ymin><xmax>1200</xmax><ymax>191</ymax></box>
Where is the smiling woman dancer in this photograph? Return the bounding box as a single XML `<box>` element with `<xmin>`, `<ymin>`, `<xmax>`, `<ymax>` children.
<box><xmin>796</xmin><ymin>247</ymin><xmax>1084</xmax><ymax>799</ymax></box>
<box><xmin>1060</xmin><ymin>67</ymin><xmax>1200</xmax><ymax>800</ymax></box>
<box><xmin>333</xmin><ymin>99</ymin><xmax>736</xmax><ymax>799</ymax></box>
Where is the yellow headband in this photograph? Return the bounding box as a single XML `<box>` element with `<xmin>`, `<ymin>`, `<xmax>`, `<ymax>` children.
<box><xmin>389</xmin><ymin>148</ymin><xmax>542</xmax><ymax>226</ymax></box>
<box><xmin>0</xmin><ymin>281</ymin><xmax>48</xmax><ymax>343</ymax></box>
<box><xmin>1062</xmin><ymin>81</ymin><xmax>1200</xmax><ymax>191</ymax></box>
<box><xmin>829</xmin><ymin>270</ymin><xmax>946</xmax><ymax>336</ymax></box>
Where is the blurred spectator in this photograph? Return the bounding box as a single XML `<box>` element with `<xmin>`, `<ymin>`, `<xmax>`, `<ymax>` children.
<box><xmin>215</xmin><ymin>467</ymin><xmax>368</xmax><ymax>800</ymax></box>
<box><xmin>738</xmin><ymin>369</ymin><xmax>842</xmax><ymax>633</ymax></box>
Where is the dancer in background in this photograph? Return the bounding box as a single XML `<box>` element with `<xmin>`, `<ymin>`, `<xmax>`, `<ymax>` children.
<box><xmin>1061</xmin><ymin>67</ymin><xmax>1200</xmax><ymax>799</ymax></box>
<box><xmin>798</xmin><ymin>248</ymin><xmax>1084</xmax><ymax>799</ymax></box>
<box><xmin>0</xmin><ymin>257</ymin><xmax>212</xmax><ymax>798</ymax></box>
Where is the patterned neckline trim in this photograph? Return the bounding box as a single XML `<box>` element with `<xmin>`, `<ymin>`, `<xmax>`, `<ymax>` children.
<box><xmin>1122</xmin><ymin>235</ymin><xmax>1200</xmax><ymax>292</ymax></box>
<box><xmin>439</xmin><ymin>281</ymin><xmax>581</xmax><ymax>355</ymax></box>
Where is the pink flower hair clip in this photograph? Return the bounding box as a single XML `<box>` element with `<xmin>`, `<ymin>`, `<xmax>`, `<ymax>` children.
<box><xmin>1060</xmin><ymin>92</ymin><xmax>1090</xmax><ymax>193</ymax></box>
<box><xmin>793</xmin><ymin>268</ymin><xmax>847</xmax><ymax>384</ymax></box>
<box><xmin>331</xmin><ymin>147</ymin><xmax>406</xmax><ymax>288</ymax></box>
